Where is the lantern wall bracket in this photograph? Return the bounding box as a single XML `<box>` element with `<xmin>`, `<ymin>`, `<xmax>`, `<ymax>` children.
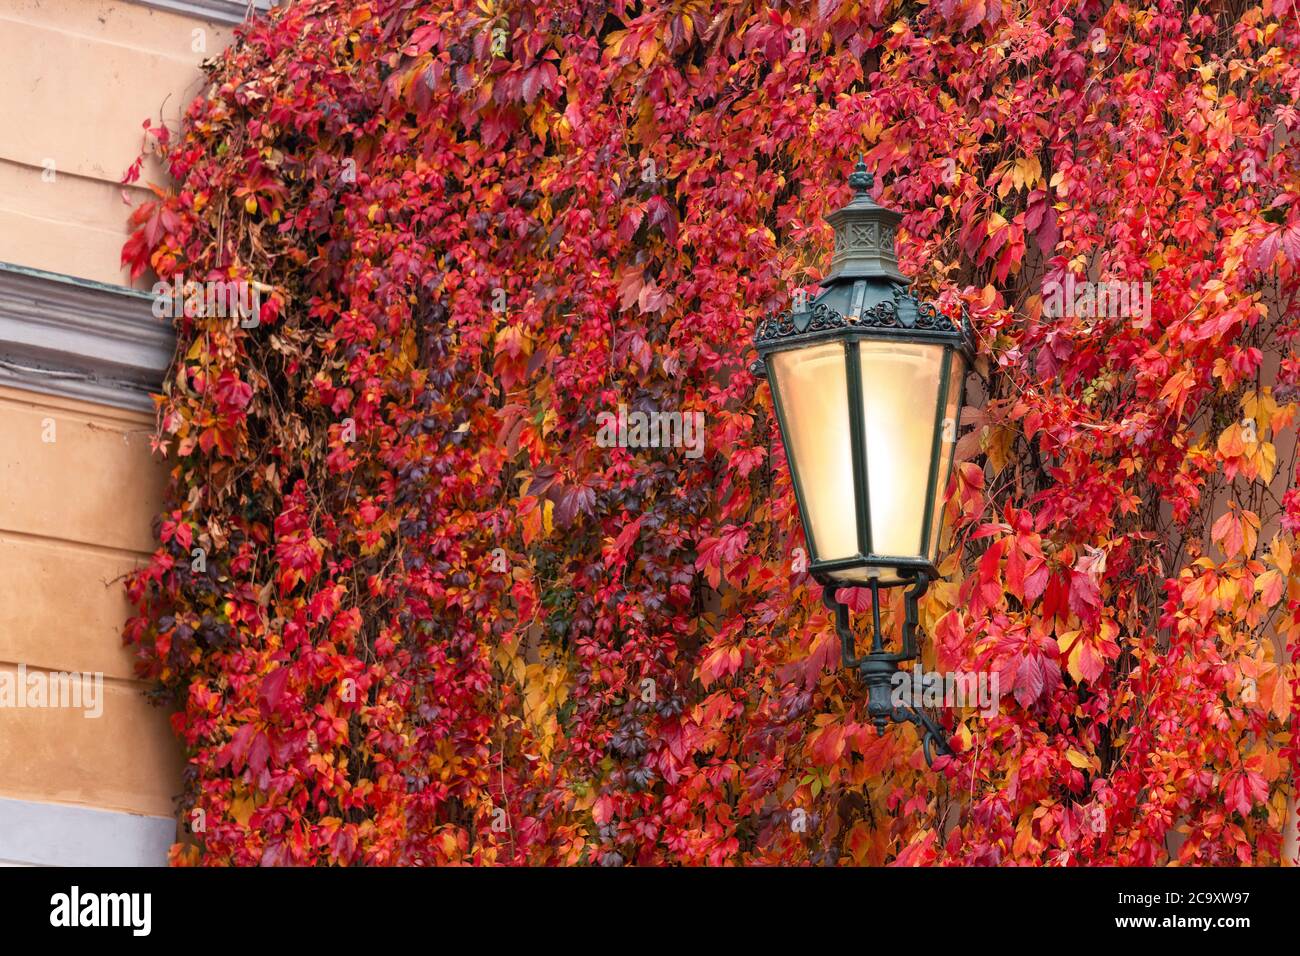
<box><xmin>821</xmin><ymin>576</ymin><xmax>954</xmax><ymax>767</ymax></box>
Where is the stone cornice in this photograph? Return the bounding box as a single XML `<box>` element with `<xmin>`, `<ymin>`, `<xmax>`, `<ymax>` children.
<box><xmin>0</xmin><ymin>795</ymin><xmax>172</xmax><ymax>866</ymax></box>
<box><xmin>0</xmin><ymin>262</ymin><xmax>175</xmax><ymax>413</ymax></box>
<box><xmin>127</xmin><ymin>0</ymin><xmax>275</xmax><ymax>27</ymax></box>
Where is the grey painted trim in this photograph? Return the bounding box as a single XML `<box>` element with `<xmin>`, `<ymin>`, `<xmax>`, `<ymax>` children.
<box><xmin>0</xmin><ymin>796</ymin><xmax>174</xmax><ymax>866</ymax></box>
<box><xmin>0</xmin><ymin>262</ymin><xmax>175</xmax><ymax>413</ymax></box>
<box><xmin>126</xmin><ymin>0</ymin><xmax>276</xmax><ymax>26</ymax></box>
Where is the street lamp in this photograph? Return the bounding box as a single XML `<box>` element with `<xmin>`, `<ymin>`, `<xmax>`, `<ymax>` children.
<box><xmin>752</xmin><ymin>161</ymin><xmax>973</xmax><ymax>764</ymax></box>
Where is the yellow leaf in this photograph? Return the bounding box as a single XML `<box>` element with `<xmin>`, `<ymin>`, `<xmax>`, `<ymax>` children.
<box><xmin>956</xmin><ymin>721</ymin><xmax>972</xmax><ymax>750</ymax></box>
<box><xmin>1243</xmin><ymin>389</ymin><xmax>1278</xmax><ymax>432</ymax></box>
<box><xmin>638</xmin><ymin>37</ymin><xmax>660</xmax><ymax>69</ymax></box>
<box><xmin>1057</xmin><ymin>629</ymin><xmax>1084</xmax><ymax>683</ymax></box>
<box><xmin>983</xmin><ymin>424</ymin><xmax>1015</xmax><ymax>474</ymax></box>
<box><xmin>1065</xmin><ymin>749</ymin><xmax>1092</xmax><ymax>770</ymax></box>
<box><xmin>542</xmin><ymin>498</ymin><xmax>554</xmax><ymax>536</ymax></box>
<box><xmin>530</xmin><ymin>107</ymin><xmax>551</xmax><ymax>144</ymax></box>
<box><xmin>1217</xmin><ymin>422</ymin><xmax>1245</xmax><ymax>458</ymax></box>
<box><xmin>1015</xmin><ymin>154</ymin><xmax>1042</xmax><ymax>190</ymax></box>
<box><xmin>1271</xmin><ymin>535</ymin><xmax>1292</xmax><ymax>576</ymax></box>
<box><xmin>1255</xmin><ymin>441</ymin><xmax>1276</xmax><ymax>483</ymax></box>
<box><xmin>1255</xmin><ymin>569</ymin><xmax>1284</xmax><ymax>607</ymax></box>
<box><xmin>230</xmin><ymin>795</ymin><xmax>255</xmax><ymax>825</ymax></box>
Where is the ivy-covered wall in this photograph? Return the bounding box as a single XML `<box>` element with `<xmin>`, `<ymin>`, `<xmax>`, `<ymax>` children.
<box><xmin>125</xmin><ymin>0</ymin><xmax>1300</xmax><ymax>865</ymax></box>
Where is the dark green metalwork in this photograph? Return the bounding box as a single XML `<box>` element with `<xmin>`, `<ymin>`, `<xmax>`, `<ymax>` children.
<box><xmin>822</xmin><ymin>576</ymin><xmax>953</xmax><ymax>765</ymax></box>
<box><xmin>844</xmin><ymin>340</ymin><xmax>871</xmax><ymax>558</ymax></box>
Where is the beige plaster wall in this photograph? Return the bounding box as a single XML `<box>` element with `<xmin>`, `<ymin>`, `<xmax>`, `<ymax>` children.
<box><xmin>0</xmin><ymin>0</ymin><xmax>239</xmax><ymax>832</ymax></box>
<box><xmin>0</xmin><ymin>384</ymin><xmax>179</xmax><ymax>816</ymax></box>
<box><xmin>0</xmin><ymin>0</ymin><xmax>232</xmax><ymax>285</ymax></box>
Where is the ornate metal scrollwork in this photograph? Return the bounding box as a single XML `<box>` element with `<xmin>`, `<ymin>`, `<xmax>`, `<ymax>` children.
<box><xmin>753</xmin><ymin>301</ymin><xmax>854</xmax><ymax>343</ymax></box>
<box><xmin>754</xmin><ymin>285</ymin><xmax>967</xmax><ymax>347</ymax></box>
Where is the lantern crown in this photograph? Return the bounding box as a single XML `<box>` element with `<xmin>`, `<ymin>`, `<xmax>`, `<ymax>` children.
<box><xmin>825</xmin><ymin>159</ymin><xmax>905</xmax><ymax>283</ymax></box>
<box><xmin>752</xmin><ymin>163</ymin><xmax>971</xmax><ymax>360</ymax></box>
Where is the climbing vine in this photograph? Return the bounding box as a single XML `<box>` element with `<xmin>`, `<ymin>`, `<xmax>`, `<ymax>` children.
<box><xmin>123</xmin><ymin>0</ymin><xmax>1300</xmax><ymax>865</ymax></box>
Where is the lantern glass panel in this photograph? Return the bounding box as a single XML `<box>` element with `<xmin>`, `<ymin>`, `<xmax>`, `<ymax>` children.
<box><xmin>769</xmin><ymin>342</ymin><xmax>857</xmax><ymax>563</ymax></box>
<box><xmin>926</xmin><ymin>352</ymin><xmax>966</xmax><ymax>562</ymax></box>
<box><xmin>857</xmin><ymin>340</ymin><xmax>945</xmax><ymax>559</ymax></box>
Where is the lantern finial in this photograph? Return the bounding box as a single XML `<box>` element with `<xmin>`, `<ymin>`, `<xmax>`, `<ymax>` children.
<box><xmin>848</xmin><ymin>158</ymin><xmax>874</xmax><ymax>195</ymax></box>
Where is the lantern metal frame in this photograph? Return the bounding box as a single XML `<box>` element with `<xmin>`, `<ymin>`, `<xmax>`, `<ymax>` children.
<box><xmin>752</xmin><ymin>161</ymin><xmax>974</xmax><ymax>765</ymax></box>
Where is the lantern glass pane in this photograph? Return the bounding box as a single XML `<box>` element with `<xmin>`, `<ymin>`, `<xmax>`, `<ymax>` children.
<box><xmin>858</xmin><ymin>340</ymin><xmax>945</xmax><ymax>559</ymax></box>
<box><xmin>770</xmin><ymin>342</ymin><xmax>857</xmax><ymax>563</ymax></box>
<box><xmin>927</xmin><ymin>352</ymin><xmax>966</xmax><ymax>562</ymax></box>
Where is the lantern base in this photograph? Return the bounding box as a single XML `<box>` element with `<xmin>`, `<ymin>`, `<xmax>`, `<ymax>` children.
<box><xmin>821</xmin><ymin>575</ymin><xmax>954</xmax><ymax>767</ymax></box>
<box><xmin>858</xmin><ymin>654</ymin><xmax>954</xmax><ymax>766</ymax></box>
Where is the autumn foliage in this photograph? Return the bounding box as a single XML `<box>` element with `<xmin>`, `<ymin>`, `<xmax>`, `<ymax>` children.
<box><xmin>123</xmin><ymin>0</ymin><xmax>1300</xmax><ymax>865</ymax></box>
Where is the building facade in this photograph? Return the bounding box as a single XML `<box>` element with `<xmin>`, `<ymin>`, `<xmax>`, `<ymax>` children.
<box><xmin>0</xmin><ymin>0</ymin><xmax>1294</xmax><ymax>869</ymax></box>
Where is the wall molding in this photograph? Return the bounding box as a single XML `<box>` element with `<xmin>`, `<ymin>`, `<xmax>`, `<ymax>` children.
<box><xmin>126</xmin><ymin>0</ymin><xmax>276</xmax><ymax>26</ymax></box>
<box><xmin>0</xmin><ymin>263</ymin><xmax>175</xmax><ymax>413</ymax></box>
<box><xmin>0</xmin><ymin>795</ymin><xmax>174</xmax><ymax>866</ymax></box>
